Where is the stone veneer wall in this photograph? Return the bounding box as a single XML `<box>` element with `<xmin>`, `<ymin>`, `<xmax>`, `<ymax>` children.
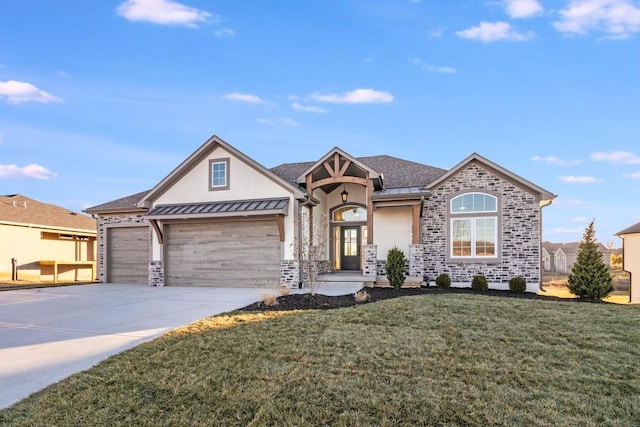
<box><xmin>96</xmin><ymin>214</ymin><xmax>148</xmax><ymax>283</ymax></box>
<box><xmin>422</xmin><ymin>163</ymin><xmax>542</xmax><ymax>287</ymax></box>
<box><xmin>280</xmin><ymin>260</ymin><xmax>300</xmax><ymax>288</ymax></box>
<box><xmin>363</xmin><ymin>245</ymin><xmax>377</xmax><ymax>279</ymax></box>
<box><xmin>149</xmin><ymin>261</ymin><xmax>164</xmax><ymax>287</ymax></box>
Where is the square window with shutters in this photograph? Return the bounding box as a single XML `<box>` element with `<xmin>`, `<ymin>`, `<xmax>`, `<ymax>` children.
<box><xmin>209</xmin><ymin>158</ymin><xmax>230</xmax><ymax>191</ymax></box>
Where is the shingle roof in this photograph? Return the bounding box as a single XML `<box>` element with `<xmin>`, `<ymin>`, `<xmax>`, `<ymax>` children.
<box><xmin>84</xmin><ymin>190</ymin><xmax>150</xmax><ymax>214</ymax></box>
<box><xmin>617</xmin><ymin>221</ymin><xmax>640</xmax><ymax>236</ymax></box>
<box><xmin>0</xmin><ymin>194</ymin><xmax>96</xmax><ymax>232</ymax></box>
<box><xmin>270</xmin><ymin>155</ymin><xmax>447</xmax><ymax>189</ymax></box>
<box><xmin>543</xmin><ymin>241</ymin><xmax>610</xmax><ymax>255</ymax></box>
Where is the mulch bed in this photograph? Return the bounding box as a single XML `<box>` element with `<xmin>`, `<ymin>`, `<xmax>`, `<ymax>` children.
<box><xmin>239</xmin><ymin>286</ymin><xmax>603</xmax><ymax>312</ymax></box>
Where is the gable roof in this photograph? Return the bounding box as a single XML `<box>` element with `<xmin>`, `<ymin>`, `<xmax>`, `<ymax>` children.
<box><xmin>137</xmin><ymin>135</ymin><xmax>305</xmax><ymax>208</ymax></box>
<box><xmin>84</xmin><ymin>190</ymin><xmax>150</xmax><ymax>214</ymax></box>
<box><xmin>271</xmin><ymin>154</ymin><xmax>447</xmax><ymax>189</ymax></box>
<box><xmin>292</xmin><ymin>147</ymin><xmax>382</xmax><ymax>185</ymax></box>
<box><xmin>0</xmin><ymin>194</ymin><xmax>96</xmax><ymax>233</ymax></box>
<box><xmin>427</xmin><ymin>152</ymin><xmax>556</xmax><ymax>201</ymax></box>
<box><xmin>542</xmin><ymin>241</ymin><xmax>610</xmax><ymax>256</ymax></box>
<box><xmin>616</xmin><ymin>221</ymin><xmax>640</xmax><ymax>236</ymax></box>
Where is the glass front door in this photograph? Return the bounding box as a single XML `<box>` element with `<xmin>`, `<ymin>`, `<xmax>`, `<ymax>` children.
<box><xmin>340</xmin><ymin>226</ymin><xmax>361</xmax><ymax>270</ymax></box>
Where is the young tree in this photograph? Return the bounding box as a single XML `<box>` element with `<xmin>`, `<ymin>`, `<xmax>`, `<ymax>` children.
<box><xmin>567</xmin><ymin>219</ymin><xmax>613</xmax><ymax>301</ymax></box>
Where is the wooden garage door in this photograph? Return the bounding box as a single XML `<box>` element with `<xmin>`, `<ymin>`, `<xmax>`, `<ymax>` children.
<box><xmin>165</xmin><ymin>220</ymin><xmax>280</xmax><ymax>287</ymax></box>
<box><xmin>107</xmin><ymin>227</ymin><xmax>149</xmax><ymax>284</ymax></box>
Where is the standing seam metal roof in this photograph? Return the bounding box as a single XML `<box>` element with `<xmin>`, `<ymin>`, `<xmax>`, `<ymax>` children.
<box><xmin>146</xmin><ymin>198</ymin><xmax>289</xmax><ymax>217</ymax></box>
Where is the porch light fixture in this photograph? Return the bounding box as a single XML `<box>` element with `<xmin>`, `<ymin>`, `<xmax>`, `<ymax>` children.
<box><xmin>341</xmin><ymin>185</ymin><xmax>349</xmax><ymax>204</ymax></box>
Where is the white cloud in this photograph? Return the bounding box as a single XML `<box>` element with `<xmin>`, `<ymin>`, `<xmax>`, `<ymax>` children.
<box><xmin>411</xmin><ymin>58</ymin><xmax>456</xmax><ymax>74</ymax></box>
<box><xmin>553</xmin><ymin>227</ymin><xmax>585</xmax><ymax>234</ymax></box>
<box><xmin>554</xmin><ymin>0</ymin><xmax>640</xmax><ymax>38</ymax></box>
<box><xmin>116</xmin><ymin>0</ymin><xmax>213</xmax><ymax>27</ymax></box>
<box><xmin>257</xmin><ymin>117</ymin><xmax>299</xmax><ymax>127</ymax></box>
<box><xmin>531</xmin><ymin>155</ymin><xmax>582</xmax><ymax>166</ymax></box>
<box><xmin>224</xmin><ymin>92</ymin><xmax>268</xmax><ymax>104</ymax></box>
<box><xmin>310</xmin><ymin>89</ymin><xmax>393</xmax><ymax>104</ymax></box>
<box><xmin>560</xmin><ymin>175</ymin><xmax>603</xmax><ymax>183</ymax></box>
<box><xmin>292</xmin><ymin>102</ymin><xmax>328</xmax><ymax>113</ymax></box>
<box><xmin>591</xmin><ymin>150</ymin><xmax>640</xmax><ymax>164</ymax></box>
<box><xmin>429</xmin><ymin>27</ymin><xmax>445</xmax><ymax>37</ymax></box>
<box><xmin>504</xmin><ymin>0</ymin><xmax>543</xmax><ymax>18</ymax></box>
<box><xmin>456</xmin><ymin>21</ymin><xmax>535</xmax><ymax>42</ymax></box>
<box><xmin>0</xmin><ymin>80</ymin><xmax>63</xmax><ymax>104</ymax></box>
<box><xmin>626</xmin><ymin>171</ymin><xmax>640</xmax><ymax>179</ymax></box>
<box><xmin>0</xmin><ymin>164</ymin><xmax>58</xmax><ymax>180</ymax></box>
<box><xmin>215</xmin><ymin>28</ymin><xmax>236</xmax><ymax>38</ymax></box>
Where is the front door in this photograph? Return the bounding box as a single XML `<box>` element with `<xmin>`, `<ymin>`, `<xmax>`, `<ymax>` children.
<box><xmin>340</xmin><ymin>226</ymin><xmax>361</xmax><ymax>270</ymax></box>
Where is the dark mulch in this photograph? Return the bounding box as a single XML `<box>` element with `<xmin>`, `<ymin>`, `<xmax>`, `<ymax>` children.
<box><xmin>239</xmin><ymin>286</ymin><xmax>603</xmax><ymax>312</ymax></box>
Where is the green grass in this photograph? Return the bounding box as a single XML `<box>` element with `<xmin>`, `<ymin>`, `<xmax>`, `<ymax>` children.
<box><xmin>2</xmin><ymin>294</ymin><xmax>640</xmax><ymax>426</ymax></box>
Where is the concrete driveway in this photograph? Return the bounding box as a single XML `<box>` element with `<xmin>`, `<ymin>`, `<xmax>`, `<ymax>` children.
<box><xmin>0</xmin><ymin>284</ymin><xmax>269</xmax><ymax>409</ymax></box>
<box><xmin>0</xmin><ymin>282</ymin><xmax>362</xmax><ymax>410</ymax></box>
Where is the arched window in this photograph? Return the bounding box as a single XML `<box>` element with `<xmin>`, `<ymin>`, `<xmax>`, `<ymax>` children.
<box><xmin>332</xmin><ymin>206</ymin><xmax>367</xmax><ymax>222</ymax></box>
<box><xmin>450</xmin><ymin>193</ymin><xmax>498</xmax><ymax>259</ymax></box>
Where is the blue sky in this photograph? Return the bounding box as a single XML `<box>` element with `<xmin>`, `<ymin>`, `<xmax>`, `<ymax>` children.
<box><xmin>1</xmin><ymin>0</ymin><xmax>639</xmax><ymax>246</ymax></box>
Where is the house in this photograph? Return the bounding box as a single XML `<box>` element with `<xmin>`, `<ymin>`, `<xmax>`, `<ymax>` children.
<box><xmin>616</xmin><ymin>222</ymin><xmax>640</xmax><ymax>303</ymax></box>
<box><xmin>542</xmin><ymin>241</ymin><xmax>612</xmax><ymax>273</ymax></box>
<box><xmin>0</xmin><ymin>194</ymin><xmax>97</xmax><ymax>282</ymax></box>
<box><xmin>85</xmin><ymin>135</ymin><xmax>556</xmax><ymax>292</ymax></box>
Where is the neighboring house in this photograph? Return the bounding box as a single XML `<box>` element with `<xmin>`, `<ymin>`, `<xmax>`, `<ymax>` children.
<box><xmin>616</xmin><ymin>222</ymin><xmax>640</xmax><ymax>304</ymax></box>
<box><xmin>0</xmin><ymin>194</ymin><xmax>97</xmax><ymax>282</ymax></box>
<box><xmin>542</xmin><ymin>241</ymin><xmax>612</xmax><ymax>273</ymax></box>
<box><xmin>85</xmin><ymin>135</ymin><xmax>556</xmax><ymax>292</ymax></box>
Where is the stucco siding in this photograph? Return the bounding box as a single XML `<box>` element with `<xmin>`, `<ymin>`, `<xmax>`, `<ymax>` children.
<box><xmin>0</xmin><ymin>223</ymin><xmax>96</xmax><ymax>282</ymax></box>
<box><xmin>374</xmin><ymin>206</ymin><xmax>412</xmax><ymax>260</ymax></box>
<box><xmin>153</xmin><ymin>146</ymin><xmax>296</xmax><ymax>260</ymax></box>
<box><xmin>622</xmin><ymin>234</ymin><xmax>640</xmax><ymax>303</ymax></box>
<box><xmin>422</xmin><ymin>162</ymin><xmax>542</xmax><ymax>291</ymax></box>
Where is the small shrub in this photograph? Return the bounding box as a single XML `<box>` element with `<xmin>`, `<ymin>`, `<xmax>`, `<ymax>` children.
<box><xmin>279</xmin><ymin>286</ymin><xmax>291</xmax><ymax>296</ymax></box>
<box><xmin>509</xmin><ymin>276</ymin><xmax>527</xmax><ymax>293</ymax></box>
<box><xmin>435</xmin><ymin>273</ymin><xmax>451</xmax><ymax>288</ymax></box>
<box><xmin>385</xmin><ymin>246</ymin><xmax>407</xmax><ymax>289</ymax></box>
<box><xmin>471</xmin><ymin>275</ymin><xmax>488</xmax><ymax>291</ymax></box>
<box><xmin>260</xmin><ymin>292</ymin><xmax>278</xmax><ymax>307</ymax></box>
<box><xmin>354</xmin><ymin>290</ymin><xmax>370</xmax><ymax>303</ymax></box>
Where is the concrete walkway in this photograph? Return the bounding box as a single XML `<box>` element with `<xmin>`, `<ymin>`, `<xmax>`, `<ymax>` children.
<box><xmin>0</xmin><ymin>282</ymin><xmax>362</xmax><ymax>409</ymax></box>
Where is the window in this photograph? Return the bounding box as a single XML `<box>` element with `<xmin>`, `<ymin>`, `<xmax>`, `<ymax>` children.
<box><xmin>332</xmin><ymin>205</ymin><xmax>367</xmax><ymax>222</ymax></box>
<box><xmin>209</xmin><ymin>158</ymin><xmax>229</xmax><ymax>191</ymax></box>
<box><xmin>450</xmin><ymin>192</ymin><xmax>498</xmax><ymax>259</ymax></box>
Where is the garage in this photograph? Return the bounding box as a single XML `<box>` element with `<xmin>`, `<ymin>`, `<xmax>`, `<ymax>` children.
<box><xmin>107</xmin><ymin>226</ymin><xmax>149</xmax><ymax>284</ymax></box>
<box><xmin>164</xmin><ymin>219</ymin><xmax>280</xmax><ymax>287</ymax></box>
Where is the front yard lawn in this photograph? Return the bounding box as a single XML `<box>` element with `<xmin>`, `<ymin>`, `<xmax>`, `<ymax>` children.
<box><xmin>1</xmin><ymin>293</ymin><xmax>639</xmax><ymax>426</ymax></box>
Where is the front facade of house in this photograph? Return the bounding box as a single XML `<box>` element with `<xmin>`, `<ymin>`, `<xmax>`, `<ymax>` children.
<box><xmin>0</xmin><ymin>194</ymin><xmax>97</xmax><ymax>282</ymax></box>
<box><xmin>86</xmin><ymin>135</ymin><xmax>555</xmax><ymax>292</ymax></box>
<box><xmin>616</xmin><ymin>222</ymin><xmax>640</xmax><ymax>303</ymax></box>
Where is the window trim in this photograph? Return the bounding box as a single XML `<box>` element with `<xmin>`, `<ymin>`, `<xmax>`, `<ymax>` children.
<box><xmin>209</xmin><ymin>158</ymin><xmax>230</xmax><ymax>191</ymax></box>
<box><xmin>450</xmin><ymin>216</ymin><xmax>498</xmax><ymax>259</ymax></box>
<box><xmin>446</xmin><ymin>190</ymin><xmax>501</xmax><ymax>264</ymax></box>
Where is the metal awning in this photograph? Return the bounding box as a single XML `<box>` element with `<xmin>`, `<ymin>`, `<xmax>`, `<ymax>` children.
<box><xmin>145</xmin><ymin>198</ymin><xmax>289</xmax><ymax>220</ymax></box>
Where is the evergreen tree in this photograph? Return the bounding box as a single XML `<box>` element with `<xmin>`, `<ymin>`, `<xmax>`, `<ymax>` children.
<box><xmin>567</xmin><ymin>219</ymin><xmax>613</xmax><ymax>301</ymax></box>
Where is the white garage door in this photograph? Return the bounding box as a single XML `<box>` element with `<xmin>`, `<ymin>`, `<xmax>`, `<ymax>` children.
<box><xmin>107</xmin><ymin>226</ymin><xmax>149</xmax><ymax>284</ymax></box>
<box><xmin>165</xmin><ymin>219</ymin><xmax>280</xmax><ymax>287</ymax></box>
